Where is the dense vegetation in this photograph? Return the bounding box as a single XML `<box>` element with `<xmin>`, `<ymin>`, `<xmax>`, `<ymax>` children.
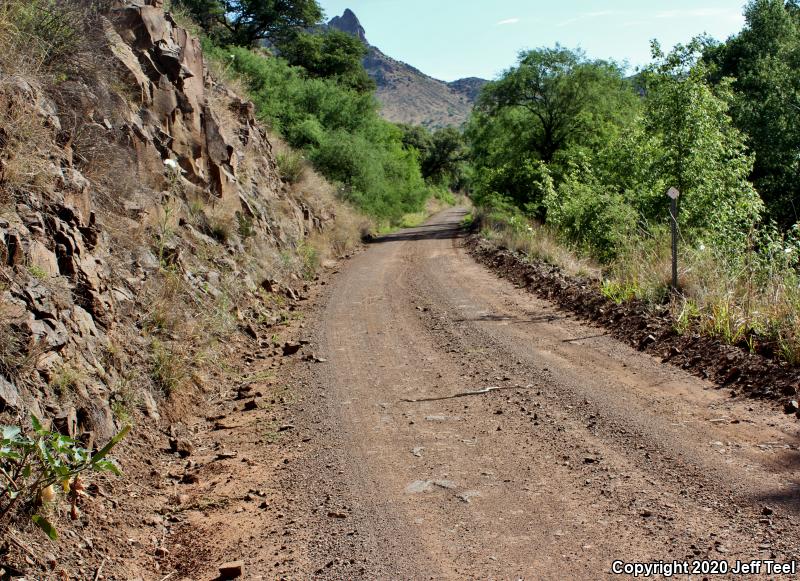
<box><xmin>175</xmin><ymin>0</ymin><xmax>322</xmax><ymax>46</ymax></box>
<box><xmin>704</xmin><ymin>0</ymin><xmax>800</xmax><ymax>228</ymax></box>
<box><xmin>177</xmin><ymin>0</ymin><xmax>461</xmax><ymax>224</ymax></box>
<box><xmin>468</xmin><ymin>0</ymin><xmax>800</xmax><ymax>362</ymax></box>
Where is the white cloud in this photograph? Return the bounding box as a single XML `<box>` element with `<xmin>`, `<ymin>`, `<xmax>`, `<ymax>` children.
<box><xmin>496</xmin><ymin>17</ymin><xmax>520</xmax><ymax>26</ymax></box>
<box><xmin>655</xmin><ymin>8</ymin><xmax>738</xmax><ymax>19</ymax></box>
<box><xmin>558</xmin><ymin>10</ymin><xmax>621</xmax><ymax>27</ymax></box>
<box><xmin>584</xmin><ymin>10</ymin><xmax>616</xmax><ymax>18</ymax></box>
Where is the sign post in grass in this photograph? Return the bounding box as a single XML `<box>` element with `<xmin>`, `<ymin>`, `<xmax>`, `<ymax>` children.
<box><xmin>666</xmin><ymin>187</ymin><xmax>680</xmax><ymax>291</ymax></box>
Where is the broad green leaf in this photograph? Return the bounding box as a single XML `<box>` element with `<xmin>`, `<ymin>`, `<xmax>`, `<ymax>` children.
<box><xmin>30</xmin><ymin>415</ymin><xmax>44</xmax><ymax>433</ymax></box>
<box><xmin>0</xmin><ymin>449</ymin><xmax>21</xmax><ymax>460</ymax></box>
<box><xmin>31</xmin><ymin>514</ymin><xmax>58</xmax><ymax>540</ymax></box>
<box><xmin>93</xmin><ymin>459</ymin><xmax>121</xmax><ymax>475</ymax></box>
<box><xmin>37</xmin><ymin>438</ymin><xmax>50</xmax><ymax>462</ymax></box>
<box><xmin>90</xmin><ymin>425</ymin><xmax>130</xmax><ymax>465</ymax></box>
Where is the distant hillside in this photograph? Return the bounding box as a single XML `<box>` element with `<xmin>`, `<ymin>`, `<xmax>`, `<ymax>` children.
<box><xmin>328</xmin><ymin>9</ymin><xmax>487</xmax><ymax>128</ymax></box>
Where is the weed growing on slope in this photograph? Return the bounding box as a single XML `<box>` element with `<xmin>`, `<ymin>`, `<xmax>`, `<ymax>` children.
<box><xmin>276</xmin><ymin>151</ymin><xmax>305</xmax><ymax>184</ymax></box>
<box><xmin>149</xmin><ymin>339</ymin><xmax>188</xmax><ymax>397</ymax></box>
<box><xmin>0</xmin><ymin>417</ymin><xmax>129</xmax><ymax>540</ymax></box>
<box><xmin>50</xmin><ymin>366</ymin><xmax>82</xmax><ymax>398</ymax></box>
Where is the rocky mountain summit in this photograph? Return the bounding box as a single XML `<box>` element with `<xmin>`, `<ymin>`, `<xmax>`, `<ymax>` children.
<box><xmin>327</xmin><ymin>9</ymin><xmax>487</xmax><ymax>128</ymax></box>
<box><xmin>328</xmin><ymin>8</ymin><xmax>367</xmax><ymax>44</ymax></box>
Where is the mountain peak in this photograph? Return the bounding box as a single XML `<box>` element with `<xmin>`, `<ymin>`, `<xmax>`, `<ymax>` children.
<box><xmin>328</xmin><ymin>8</ymin><xmax>368</xmax><ymax>44</ymax></box>
<box><xmin>327</xmin><ymin>8</ymin><xmax>487</xmax><ymax>127</ymax></box>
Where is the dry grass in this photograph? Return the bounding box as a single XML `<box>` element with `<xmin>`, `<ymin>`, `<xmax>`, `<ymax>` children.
<box><xmin>603</xmin><ymin>229</ymin><xmax>800</xmax><ymax>361</ymax></box>
<box><xmin>0</xmin><ymin>0</ymin><xmax>126</xmax><ymax>206</ymax></box>
<box><xmin>477</xmin><ymin>208</ymin><xmax>600</xmax><ymax>279</ymax></box>
<box><xmin>204</xmin><ymin>44</ymin><xmax>251</xmax><ymax>99</ymax></box>
<box><xmin>602</xmin><ymin>230</ymin><xmax>674</xmax><ymax>304</ymax></box>
<box><xmin>149</xmin><ymin>338</ymin><xmax>189</xmax><ymax>397</ymax></box>
<box><xmin>0</xmin><ymin>316</ymin><xmax>44</xmax><ymax>390</ymax></box>
<box><xmin>141</xmin><ymin>263</ymin><xmax>240</xmax><ymax>397</ymax></box>
<box><xmin>0</xmin><ymin>84</ymin><xmax>58</xmax><ymax>195</ymax></box>
<box><xmin>162</xmin><ymin>0</ymin><xmax>206</xmax><ymax>45</ymax></box>
<box><xmin>682</xmin><ymin>255</ymin><xmax>800</xmax><ymax>362</ymax></box>
<box><xmin>483</xmin><ymin>207</ymin><xmax>800</xmax><ymax>364</ymax></box>
<box><xmin>270</xmin><ymin>137</ymin><xmax>370</xmax><ymax>261</ymax></box>
<box><xmin>0</xmin><ymin>0</ymin><xmax>74</xmax><ymax>75</ymax></box>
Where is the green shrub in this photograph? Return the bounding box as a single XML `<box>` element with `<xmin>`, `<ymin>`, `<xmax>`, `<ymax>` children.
<box><xmin>27</xmin><ymin>265</ymin><xmax>47</xmax><ymax>280</ymax></box>
<box><xmin>204</xmin><ymin>44</ymin><xmax>432</xmax><ymax>224</ymax></box>
<box><xmin>545</xmin><ymin>173</ymin><xmax>637</xmax><ymax>263</ymax></box>
<box><xmin>286</xmin><ymin>118</ymin><xmax>325</xmax><ymax>148</ymax></box>
<box><xmin>0</xmin><ymin>416</ymin><xmax>129</xmax><ymax>539</ymax></box>
<box><xmin>276</xmin><ymin>151</ymin><xmax>305</xmax><ymax>184</ymax></box>
<box><xmin>310</xmin><ymin>128</ymin><xmax>428</xmax><ymax>222</ymax></box>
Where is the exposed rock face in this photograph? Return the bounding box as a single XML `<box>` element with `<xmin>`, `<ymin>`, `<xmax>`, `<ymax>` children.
<box><xmin>328</xmin><ymin>9</ymin><xmax>488</xmax><ymax>128</ymax></box>
<box><xmin>448</xmin><ymin>77</ymin><xmax>489</xmax><ymax>102</ymax></box>
<box><xmin>328</xmin><ymin>8</ymin><xmax>368</xmax><ymax>44</ymax></box>
<box><xmin>0</xmin><ymin>1</ymin><xmax>335</xmax><ymax>441</ymax></box>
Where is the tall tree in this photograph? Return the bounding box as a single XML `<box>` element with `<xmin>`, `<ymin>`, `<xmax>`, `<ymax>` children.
<box><xmin>399</xmin><ymin>125</ymin><xmax>468</xmax><ymax>188</ymax></box>
<box><xmin>279</xmin><ymin>29</ymin><xmax>374</xmax><ymax>93</ymax></box>
<box><xmin>476</xmin><ymin>46</ymin><xmax>636</xmax><ymax>163</ymax></box>
<box><xmin>703</xmin><ymin>0</ymin><xmax>800</xmax><ymax>227</ymax></box>
<box><xmin>467</xmin><ymin>46</ymin><xmax>638</xmax><ymax>216</ymax></box>
<box><xmin>420</xmin><ymin>127</ymin><xmax>468</xmax><ymax>187</ymax></box>
<box><xmin>641</xmin><ymin>42</ymin><xmax>763</xmax><ymax>248</ymax></box>
<box><xmin>176</xmin><ymin>0</ymin><xmax>323</xmax><ymax>47</ymax></box>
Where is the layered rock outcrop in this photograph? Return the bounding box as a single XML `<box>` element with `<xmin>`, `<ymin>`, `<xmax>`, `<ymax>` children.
<box><xmin>0</xmin><ymin>0</ymin><xmax>335</xmax><ymax>440</ymax></box>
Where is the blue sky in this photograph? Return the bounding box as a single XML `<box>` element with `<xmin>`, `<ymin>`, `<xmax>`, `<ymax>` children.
<box><xmin>318</xmin><ymin>1</ymin><xmax>748</xmax><ymax>81</ymax></box>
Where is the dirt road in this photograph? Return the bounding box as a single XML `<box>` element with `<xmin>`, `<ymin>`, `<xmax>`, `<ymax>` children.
<box><xmin>286</xmin><ymin>208</ymin><xmax>800</xmax><ymax>579</ymax></box>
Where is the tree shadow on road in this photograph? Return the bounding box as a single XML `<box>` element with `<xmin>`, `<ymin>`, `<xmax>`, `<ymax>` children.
<box><xmin>752</xmin><ymin>487</ymin><xmax>800</xmax><ymax>517</ymax></box>
<box><xmin>366</xmin><ymin>222</ymin><xmax>467</xmax><ymax>244</ymax></box>
<box><xmin>454</xmin><ymin>313</ymin><xmax>569</xmax><ymax>324</ymax></box>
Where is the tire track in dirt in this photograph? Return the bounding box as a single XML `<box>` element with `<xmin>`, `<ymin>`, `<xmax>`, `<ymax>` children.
<box><xmin>287</xmin><ymin>208</ymin><xmax>800</xmax><ymax>579</ymax></box>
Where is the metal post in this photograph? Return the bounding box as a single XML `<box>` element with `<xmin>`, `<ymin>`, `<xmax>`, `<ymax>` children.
<box><xmin>667</xmin><ymin>187</ymin><xmax>680</xmax><ymax>291</ymax></box>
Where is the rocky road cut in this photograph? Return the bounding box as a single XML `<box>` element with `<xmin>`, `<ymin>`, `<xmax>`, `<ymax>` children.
<box><xmin>290</xmin><ymin>208</ymin><xmax>800</xmax><ymax>579</ymax></box>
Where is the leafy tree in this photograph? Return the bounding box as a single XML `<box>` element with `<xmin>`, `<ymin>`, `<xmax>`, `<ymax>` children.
<box><xmin>532</xmin><ymin>41</ymin><xmax>763</xmax><ymax>261</ymax></box>
<box><xmin>703</xmin><ymin>0</ymin><xmax>800</xmax><ymax>227</ymax></box>
<box><xmin>176</xmin><ymin>0</ymin><xmax>322</xmax><ymax>47</ymax></box>
<box><xmin>476</xmin><ymin>46</ymin><xmax>638</xmax><ymax>164</ymax></box>
<box><xmin>399</xmin><ymin>124</ymin><xmax>433</xmax><ymax>155</ymax></box>
<box><xmin>466</xmin><ymin>46</ymin><xmax>638</xmax><ymax>217</ymax></box>
<box><xmin>398</xmin><ymin>125</ymin><xmax>468</xmax><ymax>188</ymax></box>
<box><xmin>643</xmin><ymin>41</ymin><xmax>764</xmax><ymax>247</ymax></box>
<box><xmin>279</xmin><ymin>29</ymin><xmax>374</xmax><ymax>93</ymax></box>
<box><xmin>421</xmin><ymin>127</ymin><xmax>468</xmax><ymax>187</ymax></box>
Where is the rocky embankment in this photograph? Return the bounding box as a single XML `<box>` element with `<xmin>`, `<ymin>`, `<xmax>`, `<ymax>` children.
<box><xmin>0</xmin><ymin>1</ymin><xmax>355</xmax><ymax>575</ymax></box>
<box><xmin>1</xmin><ymin>0</ymin><xmax>335</xmax><ymax>431</ymax></box>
